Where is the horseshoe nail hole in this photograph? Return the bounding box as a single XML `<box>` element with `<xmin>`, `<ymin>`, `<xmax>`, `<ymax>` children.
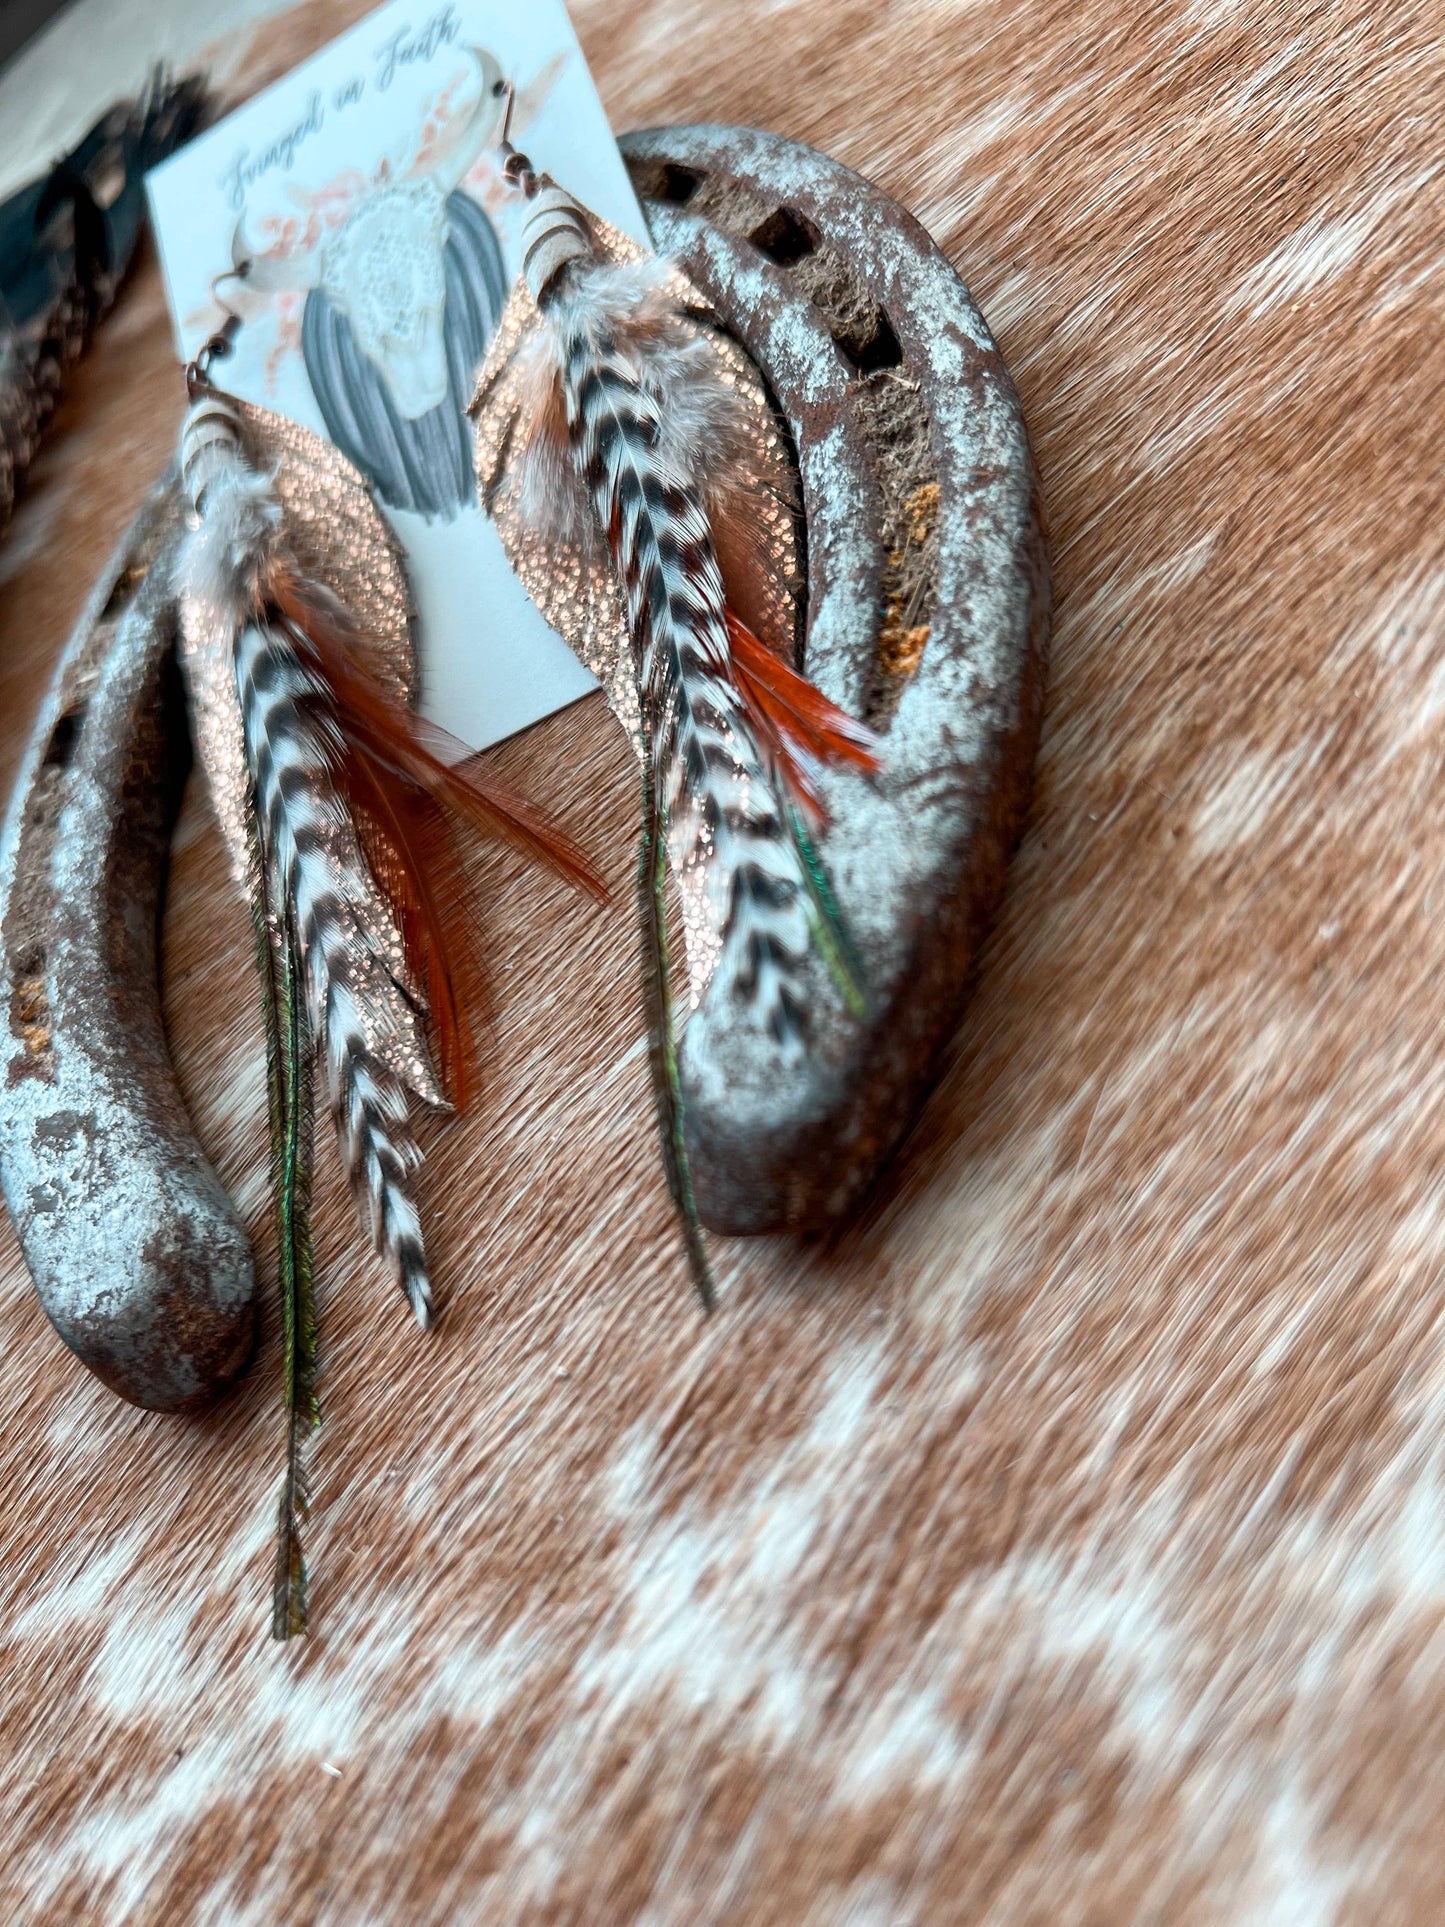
<box><xmin>657</xmin><ymin>162</ymin><xmax>703</xmax><ymax>206</ymax></box>
<box><xmin>834</xmin><ymin>304</ymin><xmax>903</xmax><ymax>375</ymax></box>
<box><xmin>9</xmin><ymin>952</ymin><xmax>51</xmax><ymax>1058</ymax></box>
<box><xmin>749</xmin><ymin>206</ymin><xmax>819</xmax><ymax>267</ymax></box>
<box><xmin>98</xmin><ymin>560</ymin><xmax>147</xmax><ymax>623</ymax></box>
<box><xmin>42</xmin><ymin>705</ymin><xmax>86</xmax><ymax>770</ymax></box>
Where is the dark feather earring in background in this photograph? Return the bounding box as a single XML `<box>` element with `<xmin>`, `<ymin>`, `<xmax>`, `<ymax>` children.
<box><xmin>174</xmin><ymin>324</ymin><xmax>605</xmax><ymax>1635</ymax></box>
<box><xmin>0</xmin><ymin>69</ymin><xmax>209</xmax><ymax>542</ymax></box>
<box><xmin>471</xmin><ymin>129</ymin><xmax>880</xmax><ymax>1304</ymax></box>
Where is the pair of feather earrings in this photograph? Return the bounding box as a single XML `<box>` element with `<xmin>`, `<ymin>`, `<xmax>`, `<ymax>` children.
<box><xmin>177</xmin><ymin>131</ymin><xmax>877</xmax><ymax>1636</ymax></box>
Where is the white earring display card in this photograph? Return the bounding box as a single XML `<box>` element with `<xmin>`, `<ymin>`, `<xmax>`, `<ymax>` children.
<box><xmin>148</xmin><ymin>0</ymin><xmax>650</xmax><ymax>749</ymax></box>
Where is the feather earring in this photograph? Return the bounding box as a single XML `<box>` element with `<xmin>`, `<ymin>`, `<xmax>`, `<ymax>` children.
<box><xmin>0</xmin><ymin>70</ymin><xmax>209</xmax><ymax>543</ymax></box>
<box><xmin>174</xmin><ymin>344</ymin><xmax>605</xmax><ymax>1634</ymax></box>
<box><xmin>470</xmin><ymin>136</ymin><xmax>880</xmax><ymax>1302</ymax></box>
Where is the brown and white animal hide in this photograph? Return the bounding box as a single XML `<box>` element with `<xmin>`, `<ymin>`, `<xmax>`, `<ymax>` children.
<box><xmin>2</xmin><ymin>0</ymin><xmax>1443</xmax><ymax>1919</ymax></box>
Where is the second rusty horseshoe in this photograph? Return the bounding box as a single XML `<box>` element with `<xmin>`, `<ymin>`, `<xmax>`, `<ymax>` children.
<box><xmin>0</xmin><ymin>484</ymin><xmax>257</xmax><ymax>1411</ymax></box>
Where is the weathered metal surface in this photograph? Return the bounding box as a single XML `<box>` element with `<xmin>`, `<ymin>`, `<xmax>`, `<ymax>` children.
<box><xmin>0</xmin><ymin>483</ymin><xmax>257</xmax><ymax>1410</ymax></box>
<box><xmin>620</xmin><ymin>126</ymin><xmax>1050</xmax><ymax>1233</ymax></box>
<box><xmin>0</xmin><ymin>123</ymin><xmax>1048</xmax><ymax>1407</ymax></box>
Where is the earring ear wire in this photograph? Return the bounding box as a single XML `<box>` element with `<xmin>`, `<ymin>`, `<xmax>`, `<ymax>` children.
<box><xmin>185</xmin><ymin>266</ymin><xmax>247</xmax><ymax>394</ymax></box>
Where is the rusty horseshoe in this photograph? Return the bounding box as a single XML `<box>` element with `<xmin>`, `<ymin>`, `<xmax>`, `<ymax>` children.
<box><xmin>0</xmin><ymin>126</ymin><xmax>1046</xmax><ymax>1407</ymax></box>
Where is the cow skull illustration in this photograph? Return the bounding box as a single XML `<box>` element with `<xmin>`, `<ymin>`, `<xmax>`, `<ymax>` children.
<box><xmin>233</xmin><ymin>46</ymin><xmax>509</xmax><ymax>421</ymax></box>
<box><xmin>219</xmin><ymin>44</ymin><xmax>568</xmax><ymax>519</ymax></box>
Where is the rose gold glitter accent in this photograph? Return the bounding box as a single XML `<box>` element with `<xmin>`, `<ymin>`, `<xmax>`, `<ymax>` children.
<box><xmin>242</xmin><ymin>401</ymin><xmax>416</xmax><ymax>702</ymax></box>
<box><xmin>469</xmin><ymin>216</ymin><xmax>803</xmax><ymax>1003</ymax></box>
<box><xmin>177</xmin><ymin>400</ymin><xmax>418</xmax><ymax>901</ymax></box>
<box><xmin>470</xmin><ymin>269</ymin><xmax>641</xmax><ymax>739</ymax></box>
<box><xmin>469</xmin><ymin>215</ymin><xmax>802</xmax><ymax>769</ymax></box>
<box><xmin>177</xmin><ymin>588</ymin><xmax>260</xmax><ymax>898</ymax></box>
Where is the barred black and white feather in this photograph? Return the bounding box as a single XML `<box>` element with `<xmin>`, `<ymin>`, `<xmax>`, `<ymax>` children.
<box><xmin>507</xmin><ymin>204</ymin><xmax>855</xmax><ymax>1051</ymax></box>
<box><xmin>234</xmin><ymin>620</ymin><xmax>435</xmax><ymax>1322</ymax></box>
<box><xmin>558</xmin><ymin>269</ymin><xmax>814</xmax><ymax>1047</ymax></box>
<box><xmin>481</xmin><ymin>151</ymin><xmax>880</xmax><ymax>1296</ymax></box>
<box><xmin>178</xmin><ymin>388</ymin><xmax>439</xmax><ymax>1325</ymax></box>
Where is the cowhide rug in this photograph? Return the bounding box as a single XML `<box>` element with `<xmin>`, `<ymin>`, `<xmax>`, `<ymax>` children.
<box><xmin>2</xmin><ymin>1</ymin><xmax>1442</xmax><ymax>1919</ymax></box>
